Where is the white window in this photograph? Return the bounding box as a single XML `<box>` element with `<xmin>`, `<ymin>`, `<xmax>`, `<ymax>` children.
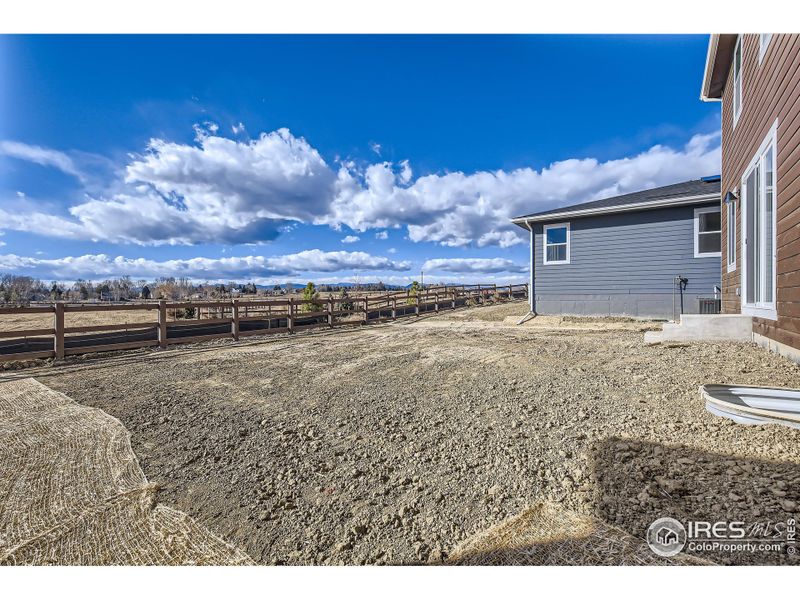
<box><xmin>741</xmin><ymin>121</ymin><xmax>778</xmax><ymax>320</ymax></box>
<box><xmin>726</xmin><ymin>199</ymin><xmax>737</xmax><ymax>272</ymax></box>
<box><xmin>694</xmin><ymin>206</ymin><xmax>721</xmax><ymax>258</ymax></box>
<box><xmin>759</xmin><ymin>34</ymin><xmax>772</xmax><ymax>63</ymax></box>
<box><xmin>733</xmin><ymin>36</ymin><xmax>743</xmax><ymax>127</ymax></box>
<box><xmin>543</xmin><ymin>223</ymin><xmax>570</xmax><ymax>265</ymax></box>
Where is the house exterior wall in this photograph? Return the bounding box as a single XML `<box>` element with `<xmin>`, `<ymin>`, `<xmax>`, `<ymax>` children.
<box><xmin>531</xmin><ymin>204</ymin><xmax>721</xmax><ymax>319</ymax></box>
<box><xmin>719</xmin><ymin>34</ymin><xmax>800</xmax><ymax>352</ymax></box>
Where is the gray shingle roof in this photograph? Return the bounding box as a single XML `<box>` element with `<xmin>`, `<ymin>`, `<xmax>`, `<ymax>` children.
<box><xmin>512</xmin><ymin>177</ymin><xmax>721</xmax><ymax>223</ymax></box>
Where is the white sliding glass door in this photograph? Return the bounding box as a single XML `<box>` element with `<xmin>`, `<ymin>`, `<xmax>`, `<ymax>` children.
<box><xmin>741</xmin><ymin>123</ymin><xmax>777</xmax><ymax>320</ymax></box>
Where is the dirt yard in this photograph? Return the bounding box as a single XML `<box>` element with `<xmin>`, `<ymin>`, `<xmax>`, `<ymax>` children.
<box><xmin>10</xmin><ymin>302</ymin><xmax>800</xmax><ymax>565</ymax></box>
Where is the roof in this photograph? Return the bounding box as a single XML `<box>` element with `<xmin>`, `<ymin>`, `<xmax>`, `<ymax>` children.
<box><xmin>700</xmin><ymin>34</ymin><xmax>738</xmax><ymax>100</ymax></box>
<box><xmin>511</xmin><ymin>177</ymin><xmax>721</xmax><ymax>226</ymax></box>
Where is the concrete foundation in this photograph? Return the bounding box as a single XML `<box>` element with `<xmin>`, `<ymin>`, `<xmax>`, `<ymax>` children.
<box><xmin>753</xmin><ymin>332</ymin><xmax>800</xmax><ymax>365</ymax></box>
<box><xmin>534</xmin><ymin>293</ymin><xmax>709</xmax><ymax>321</ymax></box>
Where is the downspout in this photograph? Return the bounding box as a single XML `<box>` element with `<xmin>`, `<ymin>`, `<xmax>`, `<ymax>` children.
<box><xmin>516</xmin><ymin>220</ymin><xmax>537</xmax><ymax>325</ymax></box>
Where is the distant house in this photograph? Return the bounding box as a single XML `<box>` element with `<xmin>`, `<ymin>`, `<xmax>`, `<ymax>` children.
<box><xmin>701</xmin><ymin>34</ymin><xmax>800</xmax><ymax>362</ymax></box>
<box><xmin>511</xmin><ymin>177</ymin><xmax>722</xmax><ymax>319</ymax></box>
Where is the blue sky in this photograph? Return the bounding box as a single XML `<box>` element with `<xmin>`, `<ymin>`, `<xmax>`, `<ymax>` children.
<box><xmin>0</xmin><ymin>34</ymin><xmax>720</xmax><ymax>285</ymax></box>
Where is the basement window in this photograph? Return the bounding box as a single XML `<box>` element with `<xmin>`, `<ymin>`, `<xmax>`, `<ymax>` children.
<box><xmin>695</xmin><ymin>206</ymin><xmax>722</xmax><ymax>258</ymax></box>
<box><xmin>543</xmin><ymin>223</ymin><xmax>570</xmax><ymax>265</ymax></box>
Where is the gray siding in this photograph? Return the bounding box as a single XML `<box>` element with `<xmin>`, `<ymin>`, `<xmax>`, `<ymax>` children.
<box><xmin>531</xmin><ymin>203</ymin><xmax>721</xmax><ymax>319</ymax></box>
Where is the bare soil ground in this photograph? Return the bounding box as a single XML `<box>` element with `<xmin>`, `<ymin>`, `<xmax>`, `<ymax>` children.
<box><xmin>9</xmin><ymin>301</ymin><xmax>800</xmax><ymax>565</ymax></box>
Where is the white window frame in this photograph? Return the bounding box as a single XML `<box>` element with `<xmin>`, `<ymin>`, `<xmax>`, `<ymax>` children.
<box><xmin>726</xmin><ymin>199</ymin><xmax>737</xmax><ymax>273</ymax></box>
<box><xmin>759</xmin><ymin>34</ymin><xmax>772</xmax><ymax>63</ymax></box>
<box><xmin>694</xmin><ymin>206</ymin><xmax>722</xmax><ymax>258</ymax></box>
<box><xmin>733</xmin><ymin>36</ymin><xmax>743</xmax><ymax>128</ymax></box>
<box><xmin>740</xmin><ymin>119</ymin><xmax>778</xmax><ymax>321</ymax></box>
<box><xmin>542</xmin><ymin>222</ymin><xmax>570</xmax><ymax>265</ymax></box>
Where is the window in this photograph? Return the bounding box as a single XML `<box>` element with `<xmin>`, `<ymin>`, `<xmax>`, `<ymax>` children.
<box><xmin>694</xmin><ymin>207</ymin><xmax>721</xmax><ymax>258</ymax></box>
<box><xmin>741</xmin><ymin>121</ymin><xmax>778</xmax><ymax>319</ymax></box>
<box><xmin>733</xmin><ymin>36</ymin><xmax>743</xmax><ymax>126</ymax></box>
<box><xmin>726</xmin><ymin>199</ymin><xmax>737</xmax><ymax>272</ymax></box>
<box><xmin>759</xmin><ymin>34</ymin><xmax>772</xmax><ymax>63</ymax></box>
<box><xmin>543</xmin><ymin>223</ymin><xmax>570</xmax><ymax>265</ymax></box>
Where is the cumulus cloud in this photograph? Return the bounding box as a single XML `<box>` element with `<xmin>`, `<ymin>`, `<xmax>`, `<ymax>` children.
<box><xmin>375</xmin><ymin>230</ymin><xmax>389</xmax><ymax>240</ymax></box>
<box><xmin>0</xmin><ymin>250</ymin><xmax>411</xmax><ymax>281</ymax></box>
<box><xmin>369</xmin><ymin>141</ymin><xmax>381</xmax><ymax>156</ymax></box>
<box><xmin>421</xmin><ymin>258</ymin><xmax>527</xmax><ymax>274</ymax></box>
<box><xmin>341</xmin><ymin>235</ymin><xmax>360</xmax><ymax>244</ymax></box>
<box><xmin>0</xmin><ymin>140</ymin><xmax>85</xmax><ymax>181</ymax></box>
<box><xmin>232</xmin><ymin>122</ymin><xmax>246</xmax><ymax>135</ymax></box>
<box><xmin>0</xmin><ymin>128</ymin><xmax>338</xmax><ymax>245</ymax></box>
<box><xmin>0</xmin><ymin>127</ymin><xmax>720</xmax><ymax>249</ymax></box>
<box><xmin>325</xmin><ymin>132</ymin><xmax>721</xmax><ymax>248</ymax></box>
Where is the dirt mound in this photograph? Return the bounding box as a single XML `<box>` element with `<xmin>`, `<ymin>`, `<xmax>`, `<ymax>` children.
<box><xmin>0</xmin><ymin>378</ymin><xmax>253</xmax><ymax>565</ymax></box>
<box><xmin>447</xmin><ymin>502</ymin><xmax>708</xmax><ymax>566</ymax></box>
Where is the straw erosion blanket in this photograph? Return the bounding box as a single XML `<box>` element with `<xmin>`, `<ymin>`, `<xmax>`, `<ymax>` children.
<box><xmin>0</xmin><ymin>378</ymin><xmax>252</xmax><ymax>565</ymax></box>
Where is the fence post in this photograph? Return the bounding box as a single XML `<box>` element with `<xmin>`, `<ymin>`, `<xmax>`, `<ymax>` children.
<box><xmin>54</xmin><ymin>302</ymin><xmax>65</xmax><ymax>359</ymax></box>
<box><xmin>231</xmin><ymin>299</ymin><xmax>240</xmax><ymax>340</ymax></box>
<box><xmin>434</xmin><ymin>292</ymin><xmax>439</xmax><ymax>313</ymax></box>
<box><xmin>415</xmin><ymin>294</ymin><xmax>420</xmax><ymax>316</ymax></box>
<box><xmin>157</xmin><ymin>300</ymin><xmax>167</xmax><ymax>348</ymax></box>
<box><xmin>451</xmin><ymin>290</ymin><xmax>456</xmax><ymax>310</ymax></box>
<box><xmin>363</xmin><ymin>298</ymin><xmax>369</xmax><ymax>325</ymax></box>
<box><xmin>287</xmin><ymin>299</ymin><xmax>294</xmax><ymax>333</ymax></box>
<box><xmin>327</xmin><ymin>297</ymin><xmax>334</xmax><ymax>327</ymax></box>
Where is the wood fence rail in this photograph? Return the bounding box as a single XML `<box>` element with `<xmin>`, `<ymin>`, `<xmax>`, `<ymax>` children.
<box><xmin>0</xmin><ymin>283</ymin><xmax>528</xmax><ymax>363</ymax></box>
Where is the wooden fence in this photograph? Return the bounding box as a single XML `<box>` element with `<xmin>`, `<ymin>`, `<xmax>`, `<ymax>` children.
<box><xmin>0</xmin><ymin>283</ymin><xmax>528</xmax><ymax>363</ymax></box>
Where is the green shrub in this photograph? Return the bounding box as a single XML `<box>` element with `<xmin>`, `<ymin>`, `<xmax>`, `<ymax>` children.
<box><xmin>302</xmin><ymin>282</ymin><xmax>320</xmax><ymax>312</ymax></box>
<box><xmin>407</xmin><ymin>280</ymin><xmax>421</xmax><ymax>305</ymax></box>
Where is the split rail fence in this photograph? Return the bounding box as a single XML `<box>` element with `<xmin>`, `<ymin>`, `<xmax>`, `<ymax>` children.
<box><xmin>0</xmin><ymin>283</ymin><xmax>528</xmax><ymax>363</ymax></box>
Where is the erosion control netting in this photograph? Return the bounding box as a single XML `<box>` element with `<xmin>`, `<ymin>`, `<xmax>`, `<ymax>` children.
<box><xmin>447</xmin><ymin>502</ymin><xmax>710</xmax><ymax>566</ymax></box>
<box><xmin>0</xmin><ymin>378</ymin><xmax>253</xmax><ymax>565</ymax></box>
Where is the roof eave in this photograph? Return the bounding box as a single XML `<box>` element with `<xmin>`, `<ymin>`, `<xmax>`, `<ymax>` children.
<box><xmin>510</xmin><ymin>192</ymin><xmax>720</xmax><ymax>225</ymax></box>
<box><xmin>700</xmin><ymin>34</ymin><xmax>738</xmax><ymax>101</ymax></box>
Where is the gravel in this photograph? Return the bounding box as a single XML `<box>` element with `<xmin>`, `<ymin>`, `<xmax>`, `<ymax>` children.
<box><xmin>29</xmin><ymin>302</ymin><xmax>800</xmax><ymax>565</ymax></box>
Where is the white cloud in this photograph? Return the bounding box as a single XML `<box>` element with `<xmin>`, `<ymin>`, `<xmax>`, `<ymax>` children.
<box><xmin>0</xmin><ymin>140</ymin><xmax>84</xmax><ymax>181</ymax></box>
<box><xmin>0</xmin><ymin>250</ymin><xmax>411</xmax><ymax>281</ymax></box>
<box><xmin>325</xmin><ymin>132</ymin><xmax>721</xmax><ymax>248</ymax></box>
<box><xmin>232</xmin><ymin>122</ymin><xmax>246</xmax><ymax>135</ymax></box>
<box><xmin>0</xmin><ymin>128</ymin><xmax>338</xmax><ymax>246</ymax></box>
<box><xmin>0</xmin><ymin>128</ymin><xmax>720</xmax><ymax>250</ymax></box>
<box><xmin>369</xmin><ymin>142</ymin><xmax>381</xmax><ymax>156</ymax></box>
<box><xmin>387</xmin><ymin>247</ymin><xmax>397</xmax><ymax>254</ymax></box>
<box><xmin>421</xmin><ymin>258</ymin><xmax>527</xmax><ymax>274</ymax></box>
<box><xmin>341</xmin><ymin>235</ymin><xmax>360</xmax><ymax>244</ymax></box>
<box><xmin>375</xmin><ymin>230</ymin><xmax>389</xmax><ymax>240</ymax></box>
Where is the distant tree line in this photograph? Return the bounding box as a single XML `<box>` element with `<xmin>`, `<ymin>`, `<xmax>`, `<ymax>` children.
<box><xmin>0</xmin><ymin>274</ymin><xmax>296</xmax><ymax>306</ymax></box>
<box><xmin>0</xmin><ymin>274</ymin><xmax>416</xmax><ymax>306</ymax></box>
